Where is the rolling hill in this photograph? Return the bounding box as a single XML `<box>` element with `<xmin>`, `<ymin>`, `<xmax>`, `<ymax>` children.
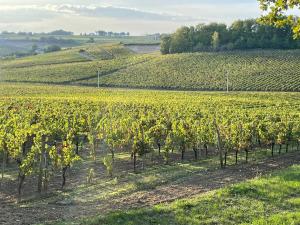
<box><xmin>1</xmin><ymin>43</ymin><xmax>300</xmax><ymax>92</ymax></box>
<box><xmin>0</xmin><ymin>33</ymin><xmax>160</xmax><ymax>57</ymax></box>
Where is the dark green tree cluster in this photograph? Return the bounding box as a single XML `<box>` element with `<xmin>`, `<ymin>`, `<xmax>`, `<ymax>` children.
<box><xmin>161</xmin><ymin>19</ymin><xmax>300</xmax><ymax>54</ymax></box>
<box><xmin>48</xmin><ymin>30</ymin><xmax>74</xmax><ymax>36</ymax></box>
<box><xmin>95</xmin><ymin>30</ymin><xmax>130</xmax><ymax>37</ymax></box>
<box><xmin>44</xmin><ymin>45</ymin><xmax>61</xmax><ymax>53</ymax></box>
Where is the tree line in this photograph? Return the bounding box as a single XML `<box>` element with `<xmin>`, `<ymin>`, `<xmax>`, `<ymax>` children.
<box><xmin>95</xmin><ymin>30</ymin><xmax>130</xmax><ymax>37</ymax></box>
<box><xmin>161</xmin><ymin>19</ymin><xmax>300</xmax><ymax>54</ymax></box>
<box><xmin>0</xmin><ymin>30</ymin><xmax>74</xmax><ymax>36</ymax></box>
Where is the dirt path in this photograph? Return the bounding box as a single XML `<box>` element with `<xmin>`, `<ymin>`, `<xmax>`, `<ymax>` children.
<box><xmin>84</xmin><ymin>152</ymin><xmax>300</xmax><ymax>213</ymax></box>
<box><xmin>1</xmin><ymin>152</ymin><xmax>300</xmax><ymax>225</ymax></box>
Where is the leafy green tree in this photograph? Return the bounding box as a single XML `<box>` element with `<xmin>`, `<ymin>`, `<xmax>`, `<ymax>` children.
<box><xmin>44</xmin><ymin>45</ymin><xmax>61</xmax><ymax>53</ymax></box>
<box><xmin>160</xmin><ymin>35</ymin><xmax>171</xmax><ymax>54</ymax></box>
<box><xmin>169</xmin><ymin>27</ymin><xmax>193</xmax><ymax>53</ymax></box>
<box><xmin>212</xmin><ymin>31</ymin><xmax>220</xmax><ymax>51</ymax></box>
<box><xmin>31</xmin><ymin>44</ymin><xmax>38</xmax><ymax>54</ymax></box>
<box><xmin>161</xmin><ymin>19</ymin><xmax>299</xmax><ymax>54</ymax></box>
<box><xmin>259</xmin><ymin>0</ymin><xmax>300</xmax><ymax>38</ymax></box>
<box><xmin>195</xmin><ymin>23</ymin><xmax>228</xmax><ymax>48</ymax></box>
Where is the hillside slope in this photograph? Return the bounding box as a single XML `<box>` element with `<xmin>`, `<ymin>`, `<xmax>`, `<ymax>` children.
<box><xmin>1</xmin><ymin>46</ymin><xmax>300</xmax><ymax>91</ymax></box>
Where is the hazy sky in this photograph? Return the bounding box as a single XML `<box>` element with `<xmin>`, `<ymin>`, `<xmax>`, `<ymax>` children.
<box><xmin>0</xmin><ymin>0</ymin><xmax>262</xmax><ymax>35</ymax></box>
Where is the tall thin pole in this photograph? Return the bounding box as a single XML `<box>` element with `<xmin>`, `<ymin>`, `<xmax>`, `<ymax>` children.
<box><xmin>97</xmin><ymin>70</ymin><xmax>100</xmax><ymax>88</ymax></box>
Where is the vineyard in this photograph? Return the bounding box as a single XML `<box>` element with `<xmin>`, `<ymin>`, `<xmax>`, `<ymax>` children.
<box><xmin>1</xmin><ymin>83</ymin><xmax>300</xmax><ymax>224</ymax></box>
<box><xmin>1</xmin><ymin>2</ymin><xmax>300</xmax><ymax>224</ymax></box>
<box><xmin>1</xmin><ymin>45</ymin><xmax>300</xmax><ymax>92</ymax></box>
<box><xmin>94</xmin><ymin>50</ymin><xmax>300</xmax><ymax>91</ymax></box>
<box><xmin>0</xmin><ymin>44</ymin><xmax>135</xmax><ymax>68</ymax></box>
<box><xmin>0</xmin><ymin>45</ymin><xmax>153</xmax><ymax>85</ymax></box>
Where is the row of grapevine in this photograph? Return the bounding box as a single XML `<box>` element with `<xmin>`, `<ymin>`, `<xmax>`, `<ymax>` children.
<box><xmin>91</xmin><ymin>50</ymin><xmax>300</xmax><ymax>91</ymax></box>
<box><xmin>0</xmin><ymin>49</ymin><xmax>89</xmax><ymax>69</ymax></box>
<box><xmin>1</xmin><ymin>87</ymin><xmax>300</xmax><ymax>200</ymax></box>
<box><xmin>2</xmin><ymin>48</ymin><xmax>300</xmax><ymax>91</ymax></box>
<box><xmin>0</xmin><ymin>54</ymin><xmax>153</xmax><ymax>84</ymax></box>
<box><xmin>0</xmin><ymin>44</ymin><xmax>134</xmax><ymax>69</ymax></box>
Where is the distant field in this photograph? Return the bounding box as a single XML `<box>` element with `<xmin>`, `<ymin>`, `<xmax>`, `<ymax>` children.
<box><xmin>0</xmin><ymin>44</ymin><xmax>134</xmax><ymax>68</ymax></box>
<box><xmin>0</xmin><ymin>34</ymin><xmax>160</xmax><ymax>44</ymax></box>
<box><xmin>0</xmin><ymin>46</ymin><xmax>18</xmax><ymax>56</ymax></box>
<box><xmin>126</xmin><ymin>44</ymin><xmax>161</xmax><ymax>53</ymax></box>
<box><xmin>0</xmin><ymin>38</ymin><xmax>80</xmax><ymax>57</ymax></box>
<box><xmin>1</xmin><ymin>44</ymin><xmax>300</xmax><ymax>92</ymax></box>
<box><xmin>0</xmin><ymin>49</ymin><xmax>88</xmax><ymax>68</ymax></box>
<box><xmin>0</xmin><ymin>34</ymin><xmax>160</xmax><ymax>57</ymax></box>
<box><xmin>0</xmin><ymin>44</ymin><xmax>154</xmax><ymax>84</ymax></box>
<box><xmin>0</xmin><ymin>43</ymin><xmax>154</xmax><ymax>85</ymax></box>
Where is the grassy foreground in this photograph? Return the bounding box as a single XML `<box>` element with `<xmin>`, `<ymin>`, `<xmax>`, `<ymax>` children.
<box><xmin>56</xmin><ymin>165</ymin><xmax>300</xmax><ymax>225</ymax></box>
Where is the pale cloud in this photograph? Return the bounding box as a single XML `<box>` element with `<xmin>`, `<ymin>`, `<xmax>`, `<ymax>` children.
<box><xmin>55</xmin><ymin>4</ymin><xmax>198</xmax><ymax>21</ymax></box>
<box><xmin>0</xmin><ymin>1</ymin><xmax>267</xmax><ymax>34</ymax></box>
<box><xmin>170</xmin><ymin>2</ymin><xmax>261</xmax><ymax>23</ymax></box>
<box><xmin>0</xmin><ymin>4</ymin><xmax>199</xmax><ymax>22</ymax></box>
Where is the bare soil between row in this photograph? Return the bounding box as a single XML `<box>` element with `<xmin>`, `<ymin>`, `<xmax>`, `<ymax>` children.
<box><xmin>1</xmin><ymin>151</ymin><xmax>299</xmax><ymax>225</ymax></box>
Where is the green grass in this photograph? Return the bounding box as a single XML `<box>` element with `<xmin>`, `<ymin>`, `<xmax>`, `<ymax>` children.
<box><xmin>2</xmin><ymin>48</ymin><xmax>300</xmax><ymax>91</ymax></box>
<box><xmin>58</xmin><ymin>165</ymin><xmax>300</xmax><ymax>225</ymax></box>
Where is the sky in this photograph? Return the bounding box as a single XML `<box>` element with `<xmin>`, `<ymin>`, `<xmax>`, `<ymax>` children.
<box><xmin>0</xmin><ymin>0</ymin><xmax>262</xmax><ymax>35</ymax></box>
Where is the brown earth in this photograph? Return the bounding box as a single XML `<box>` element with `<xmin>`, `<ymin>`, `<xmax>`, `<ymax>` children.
<box><xmin>0</xmin><ymin>150</ymin><xmax>299</xmax><ymax>225</ymax></box>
